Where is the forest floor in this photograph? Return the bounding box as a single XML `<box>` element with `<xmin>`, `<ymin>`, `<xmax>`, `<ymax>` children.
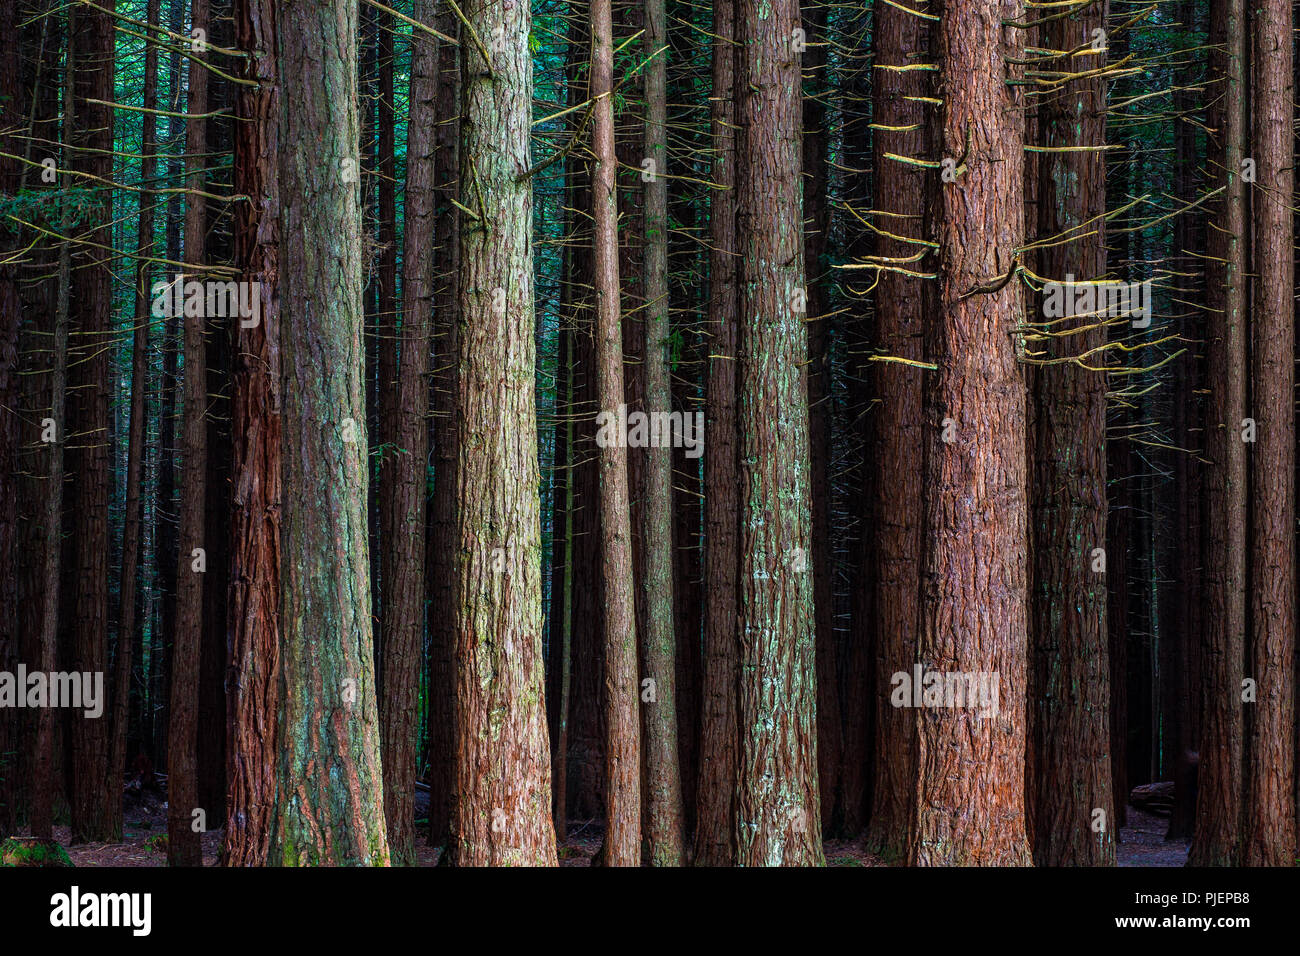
<box><xmin>1116</xmin><ymin>805</ymin><xmax>1191</xmax><ymax>867</ymax></box>
<box><xmin>23</xmin><ymin>793</ymin><xmax>1187</xmax><ymax>867</ymax></box>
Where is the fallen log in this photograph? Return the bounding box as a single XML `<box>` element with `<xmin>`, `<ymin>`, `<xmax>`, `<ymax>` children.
<box><xmin>1130</xmin><ymin>781</ymin><xmax>1175</xmax><ymax>816</ymax></box>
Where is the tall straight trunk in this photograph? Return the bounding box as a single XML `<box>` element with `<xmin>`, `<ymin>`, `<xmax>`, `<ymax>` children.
<box><xmin>693</xmin><ymin>0</ymin><xmax>741</xmax><ymax>868</ymax></box>
<box><xmin>376</xmin><ymin>2</ymin><xmax>398</xmax><ymax>637</ymax></box>
<box><xmin>153</xmin><ymin>0</ymin><xmax>186</xmax><ymax>769</ymax></box>
<box><xmin>0</xmin><ymin>0</ymin><xmax>22</xmax><ymax>836</ymax></box>
<box><xmin>864</xmin><ymin>0</ymin><xmax>926</xmax><ymax>861</ymax></box>
<box><xmin>112</xmin><ymin>0</ymin><xmax>160</xmax><ymax>841</ymax></box>
<box><xmin>800</xmin><ymin>0</ymin><xmax>840</xmax><ymax>836</ymax></box>
<box><xmin>839</xmin><ymin>9</ymin><xmax>875</xmax><ymax>836</ymax></box>
<box><xmin>31</xmin><ymin>25</ymin><xmax>77</xmax><ymax>840</ymax></box>
<box><xmin>168</xmin><ymin>0</ymin><xmax>210</xmax><ymax>868</ymax></box>
<box><xmin>547</xmin><ymin>25</ymin><xmax>583</xmax><ymax>839</ymax></box>
<box><xmin>590</xmin><ymin>0</ymin><xmax>640</xmax><ymax>867</ymax></box>
<box><xmin>362</xmin><ymin>1</ymin><xmax>381</xmax><ymax>674</ymax></box>
<box><xmin>733</xmin><ymin>0</ymin><xmax>822</xmax><ymax>867</ymax></box>
<box><xmin>638</xmin><ymin>0</ymin><xmax>684</xmax><ymax>866</ymax></box>
<box><xmin>380</xmin><ymin>0</ymin><xmax>436</xmax><ymax>866</ymax></box>
<box><xmin>448</xmin><ymin>0</ymin><xmax>556</xmax><ymax>867</ymax></box>
<box><xmin>1166</xmin><ymin>0</ymin><xmax>1202</xmax><ymax>841</ymax></box>
<box><xmin>1191</xmin><ymin>0</ymin><xmax>1247</xmax><ymax>867</ymax></box>
<box><xmin>68</xmin><ymin>0</ymin><xmax>115</xmax><ymax>846</ymax></box>
<box><xmin>274</xmin><ymin>0</ymin><xmax>389</xmax><ymax>867</ymax></box>
<box><xmin>1105</xmin><ymin>410</ymin><xmax>1129</xmax><ymax>830</ymax></box>
<box><xmin>425</xmin><ymin>7</ymin><xmax>459</xmax><ymax>851</ymax></box>
<box><xmin>551</xmin><ymin>324</ymin><xmax>576</xmax><ymax>840</ymax></box>
<box><xmin>199</xmin><ymin>7</ymin><xmax>235</xmax><ymax>823</ymax></box>
<box><xmin>1244</xmin><ymin>0</ymin><xmax>1296</xmax><ymax>867</ymax></box>
<box><xmin>225</xmin><ymin>0</ymin><xmax>281</xmax><ymax>867</ymax></box>
<box><xmin>909</xmin><ymin>0</ymin><xmax>1031</xmax><ymax>867</ymax></box>
<box><xmin>1028</xmin><ymin>0</ymin><xmax>1114</xmax><ymax>866</ymax></box>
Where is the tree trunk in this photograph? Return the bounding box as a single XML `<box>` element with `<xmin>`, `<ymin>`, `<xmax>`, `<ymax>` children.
<box><xmin>67</xmin><ymin>0</ymin><xmax>115</xmax><ymax>847</ymax></box>
<box><xmin>1028</xmin><ymin>0</ymin><xmax>1114</xmax><ymax>867</ymax></box>
<box><xmin>908</xmin><ymin>0</ymin><xmax>1032</xmax><ymax>867</ymax></box>
<box><xmin>1243</xmin><ymin>0</ymin><xmax>1297</xmax><ymax>867</ymax></box>
<box><xmin>551</xmin><ymin>324</ymin><xmax>576</xmax><ymax>841</ymax></box>
<box><xmin>447</xmin><ymin>0</ymin><xmax>556</xmax><ymax>867</ymax></box>
<box><xmin>589</xmin><ymin>0</ymin><xmax>641</xmax><ymax>867</ymax></box>
<box><xmin>273</xmin><ymin>0</ymin><xmax>389</xmax><ymax>867</ymax></box>
<box><xmin>111</xmin><ymin>0</ymin><xmax>160</xmax><ymax>845</ymax></box>
<box><xmin>1190</xmin><ymin>0</ymin><xmax>1247</xmax><ymax>867</ymax></box>
<box><xmin>0</xmin><ymin>0</ymin><xmax>23</xmax><ymax>837</ymax></box>
<box><xmin>693</xmin><ymin>0</ymin><xmax>740</xmax><ymax>868</ymax></box>
<box><xmin>864</xmin><ymin>0</ymin><xmax>927</xmax><ymax>861</ymax></box>
<box><xmin>425</xmin><ymin>7</ymin><xmax>460</xmax><ymax>850</ymax></box>
<box><xmin>30</xmin><ymin>21</ymin><xmax>77</xmax><ymax>840</ymax></box>
<box><xmin>381</xmin><ymin>0</ymin><xmax>436</xmax><ymax>866</ymax></box>
<box><xmin>637</xmin><ymin>0</ymin><xmax>684</xmax><ymax>866</ymax></box>
<box><xmin>167</xmin><ymin>0</ymin><xmax>210</xmax><ymax>867</ymax></box>
<box><xmin>225</xmin><ymin>0</ymin><xmax>281</xmax><ymax>867</ymax></box>
<box><xmin>733</xmin><ymin>0</ymin><xmax>823</xmax><ymax>866</ymax></box>
<box><xmin>800</xmin><ymin>0</ymin><xmax>840</xmax><ymax>837</ymax></box>
<box><xmin>376</xmin><ymin>2</ymin><xmax>399</xmax><ymax>642</ymax></box>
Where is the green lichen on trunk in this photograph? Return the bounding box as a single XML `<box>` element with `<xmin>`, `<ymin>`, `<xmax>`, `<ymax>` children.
<box><xmin>733</xmin><ymin>0</ymin><xmax>823</xmax><ymax>868</ymax></box>
<box><xmin>272</xmin><ymin>0</ymin><xmax>390</xmax><ymax>867</ymax></box>
<box><xmin>448</xmin><ymin>0</ymin><xmax>557</xmax><ymax>867</ymax></box>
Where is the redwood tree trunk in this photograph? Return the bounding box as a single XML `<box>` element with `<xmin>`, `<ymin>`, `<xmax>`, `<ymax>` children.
<box><xmin>30</xmin><ymin>18</ymin><xmax>77</xmax><ymax>839</ymax></box>
<box><xmin>733</xmin><ymin>0</ymin><xmax>823</xmax><ymax>867</ymax></box>
<box><xmin>638</xmin><ymin>0</ymin><xmax>685</xmax><ymax>866</ymax></box>
<box><xmin>800</xmin><ymin>0</ymin><xmax>840</xmax><ymax>836</ymax></box>
<box><xmin>425</xmin><ymin>7</ymin><xmax>460</xmax><ymax>850</ymax></box>
<box><xmin>1029</xmin><ymin>0</ymin><xmax>1114</xmax><ymax>866</ymax></box>
<box><xmin>68</xmin><ymin>0</ymin><xmax>116</xmax><ymax>847</ymax></box>
<box><xmin>590</xmin><ymin>0</ymin><xmax>641</xmax><ymax>867</ymax></box>
<box><xmin>225</xmin><ymin>0</ymin><xmax>281</xmax><ymax>867</ymax></box>
<box><xmin>380</xmin><ymin>0</ymin><xmax>436</xmax><ymax>868</ymax></box>
<box><xmin>865</xmin><ymin>0</ymin><xmax>927</xmax><ymax>861</ymax></box>
<box><xmin>1191</xmin><ymin>0</ymin><xmax>1247</xmax><ymax>867</ymax></box>
<box><xmin>167</xmin><ymin>0</ymin><xmax>210</xmax><ymax>867</ymax></box>
<box><xmin>111</xmin><ymin>0</ymin><xmax>161</xmax><ymax>844</ymax></box>
<box><xmin>0</xmin><ymin>0</ymin><xmax>24</xmax><ymax>836</ymax></box>
<box><xmin>693</xmin><ymin>0</ymin><xmax>740</xmax><ymax>868</ymax></box>
<box><xmin>448</xmin><ymin>0</ymin><xmax>557</xmax><ymax>867</ymax></box>
<box><xmin>1244</xmin><ymin>0</ymin><xmax>1297</xmax><ymax>867</ymax></box>
<box><xmin>908</xmin><ymin>0</ymin><xmax>1032</xmax><ymax>867</ymax></box>
<box><xmin>273</xmin><ymin>0</ymin><xmax>390</xmax><ymax>866</ymax></box>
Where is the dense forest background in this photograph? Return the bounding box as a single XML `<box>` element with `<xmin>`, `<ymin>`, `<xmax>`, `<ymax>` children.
<box><xmin>0</xmin><ymin>0</ymin><xmax>1295</xmax><ymax>867</ymax></box>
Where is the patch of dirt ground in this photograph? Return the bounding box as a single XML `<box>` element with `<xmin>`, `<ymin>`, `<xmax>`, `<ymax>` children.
<box><xmin>14</xmin><ymin>802</ymin><xmax>1187</xmax><ymax>867</ymax></box>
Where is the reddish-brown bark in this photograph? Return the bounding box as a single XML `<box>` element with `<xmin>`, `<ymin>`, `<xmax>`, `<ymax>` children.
<box><xmin>425</xmin><ymin>6</ymin><xmax>460</xmax><ymax>850</ymax></box>
<box><xmin>67</xmin><ymin>0</ymin><xmax>116</xmax><ymax>847</ymax></box>
<box><xmin>167</xmin><ymin>0</ymin><xmax>210</xmax><ymax>868</ymax></box>
<box><xmin>590</xmin><ymin>0</ymin><xmax>641</xmax><ymax>866</ymax></box>
<box><xmin>225</xmin><ymin>0</ymin><xmax>281</xmax><ymax>867</ymax></box>
<box><xmin>865</xmin><ymin>0</ymin><xmax>927</xmax><ymax>861</ymax></box>
<box><xmin>1028</xmin><ymin>0</ymin><xmax>1114</xmax><ymax>867</ymax></box>
<box><xmin>909</xmin><ymin>0</ymin><xmax>1032</xmax><ymax>866</ymax></box>
<box><xmin>694</xmin><ymin>0</ymin><xmax>740</xmax><ymax>867</ymax></box>
<box><xmin>1191</xmin><ymin>0</ymin><xmax>1247</xmax><ymax>867</ymax></box>
<box><xmin>733</xmin><ymin>0</ymin><xmax>823</xmax><ymax>867</ymax></box>
<box><xmin>380</xmin><ymin>0</ymin><xmax>437</xmax><ymax>867</ymax></box>
<box><xmin>1243</xmin><ymin>0</ymin><xmax>1297</xmax><ymax>867</ymax></box>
